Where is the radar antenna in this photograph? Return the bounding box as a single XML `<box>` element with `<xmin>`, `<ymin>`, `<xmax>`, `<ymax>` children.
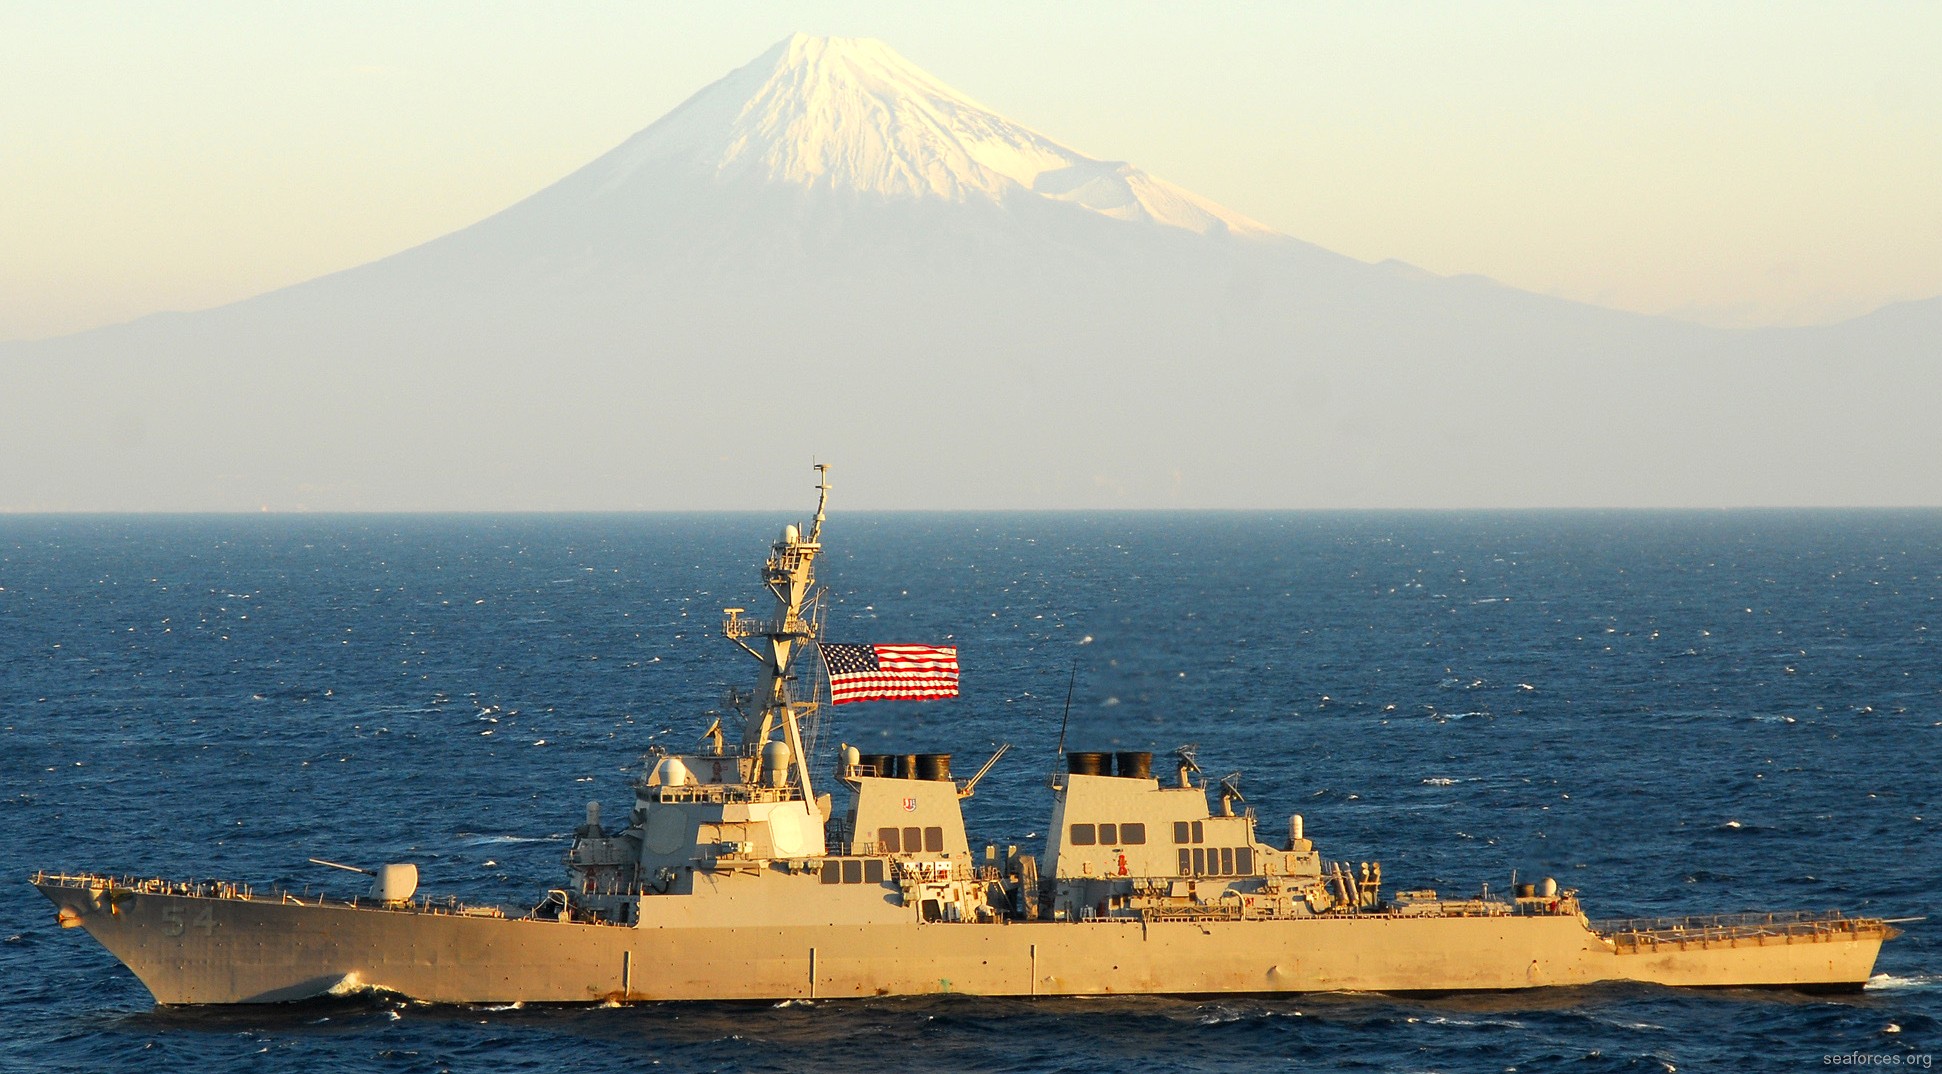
<box><xmin>719</xmin><ymin>463</ymin><xmax>833</xmax><ymax>806</ymax></box>
<box><xmin>1217</xmin><ymin>771</ymin><xmax>1246</xmax><ymax>817</ymax></box>
<box><xmin>807</xmin><ymin>462</ymin><xmax>831</xmax><ymax>544</ymax></box>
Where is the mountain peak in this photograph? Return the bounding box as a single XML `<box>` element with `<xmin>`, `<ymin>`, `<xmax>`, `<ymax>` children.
<box><xmin>768</xmin><ymin>31</ymin><xmax>913</xmax><ymax>72</ymax></box>
<box><xmin>582</xmin><ymin>33</ymin><xmax>1277</xmax><ymax>238</ymax></box>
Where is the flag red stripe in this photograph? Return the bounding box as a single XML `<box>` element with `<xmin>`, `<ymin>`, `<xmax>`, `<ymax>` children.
<box><xmin>821</xmin><ymin>643</ymin><xmax>959</xmax><ymax>705</ymax></box>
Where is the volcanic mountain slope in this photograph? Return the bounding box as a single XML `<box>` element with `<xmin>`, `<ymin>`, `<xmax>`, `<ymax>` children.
<box><xmin>4</xmin><ymin>33</ymin><xmax>1936</xmax><ymax>509</ymax></box>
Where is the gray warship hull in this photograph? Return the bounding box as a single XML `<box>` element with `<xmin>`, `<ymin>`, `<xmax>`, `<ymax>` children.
<box><xmin>34</xmin><ymin>873</ymin><xmax>1891</xmax><ymax>1005</ymax></box>
<box><xmin>32</xmin><ymin>467</ymin><xmax>1906</xmax><ymax>1006</ymax></box>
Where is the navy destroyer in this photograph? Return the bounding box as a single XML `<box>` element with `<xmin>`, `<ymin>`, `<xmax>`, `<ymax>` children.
<box><xmin>34</xmin><ymin>466</ymin><xmax>1901</xmax><ymax>1003</ymax></box>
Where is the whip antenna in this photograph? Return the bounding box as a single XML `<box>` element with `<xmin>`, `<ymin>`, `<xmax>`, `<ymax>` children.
<box><xmin>1055</xmin><ymin>660</ymin><xmax>1077</xmax><ymax>758</ymax></box>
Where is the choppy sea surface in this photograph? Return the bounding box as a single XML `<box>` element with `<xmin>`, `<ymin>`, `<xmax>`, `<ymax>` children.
<box><xmin>2</xmin><ymin>510</ymin><xmax>1936</xmax><ymax>1073</ymax></box>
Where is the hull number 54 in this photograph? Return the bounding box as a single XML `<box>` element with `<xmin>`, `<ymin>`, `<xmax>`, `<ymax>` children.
<box><xmin>160</xmin><ymin>905</ymin><xmax>216</xmax><ymax>937</ymax></box>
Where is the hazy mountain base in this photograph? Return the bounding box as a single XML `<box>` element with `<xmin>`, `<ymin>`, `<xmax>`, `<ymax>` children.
<box><xmin>8</xmin><ymin>32</ymin><xmax>1938</xmax><ymax>510</ymax></box>
<box><xmin>8</xmin><ymin>178</ymin><xmax>1934</xmax><ymax>511</ymax></box>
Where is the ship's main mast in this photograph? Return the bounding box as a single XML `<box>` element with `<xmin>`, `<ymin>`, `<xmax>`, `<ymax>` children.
<box><xmin>721</xmin><ymin>463</ymin><xmax>831</xmax><ymax>802</ymax></box>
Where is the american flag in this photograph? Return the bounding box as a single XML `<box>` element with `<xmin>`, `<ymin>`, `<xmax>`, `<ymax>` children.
<box><xmin>817</xmin><ymin>643</ymin><xmax>959</xmax><ymax>705</ymax></box>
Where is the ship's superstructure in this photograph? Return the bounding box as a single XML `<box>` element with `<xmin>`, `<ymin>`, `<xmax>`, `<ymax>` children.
<box><xmin>33</xmin><ymin>466</ymin><xmax>1906</xmax><ymax>1005</ymax></box>
<box><xmin>555</xmin><ymin>467</ymin><xmax>839</xmax><ymax>928</ymax></box>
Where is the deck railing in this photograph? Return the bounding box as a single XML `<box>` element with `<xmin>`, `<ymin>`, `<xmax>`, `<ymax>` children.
<box><xmin>31</xmin><ymin>870</ymin><xmax>508</xmax><ymax>919</ymax></box>
<box><xmin>1591</xmin><ymin>909</ymin><xmax>1887</xmax><ymax>948</ymax></box>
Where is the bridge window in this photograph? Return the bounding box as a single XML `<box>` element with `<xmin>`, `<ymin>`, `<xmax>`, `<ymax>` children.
<box><xmin>823</xmin><ymin>858</ymin><xmax>886</xmax><ymax>885</ymax></box>
<box><xmin>1236</xmin><ymin>847</ymin><xmax>1254</xmax><ymax>875</ymax></box>
<box><xmin>904</xmin><ymin>826</ymin><xmax>922</xmax><ymax>851</ymax></box>
<box><xmin>924</xmin><ymin>826</ymin><xmax>944</xmax><ymax>852</ymax></box>
<box><xmin>1173</xmin><ymin>821</ymin><xmax>1190</xmax><ymax>844</ymax></box>
<box><xmin>1070</xmin><ymin>823</ymin><xmax>1096</xmax><ymax>846</ymax></box>
<box><xmin>1122</xmin><ymin>823</ymin><xmax>1146</xmax><ymax>845</ymax></box>
<box><xmin>1191</xmin><ymin>848</ymin><xmax>1205</xmax><ymax>874</ymax></box>
<box><xmin>1220</xmin><ymin>847</ymin><xmax>1234</xmax><ymax>876</ymax></box>
<box><xmin>1178</xmin><ymin>849</ymin><xmax>1191</xmax><ymax>876</ymax></box>
<box><xmin>878</xmin><ymin>827</ymin><xmax>901</xmax><ymax>853</ymax></box>
<box><xmin>1193</xmin><ymin>821</ymin><xmax>1204</xmax><ymax>844</ymax></box>
<box><xmin>1098</xmin><ymin>823</ymin><xmax>1117</xmax><ymax>845</ymax></box>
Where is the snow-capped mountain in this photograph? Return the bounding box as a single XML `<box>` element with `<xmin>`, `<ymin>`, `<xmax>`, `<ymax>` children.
<box><xmin>577</xmin><ymin>34</ymin><xmax>1273</xmax><ymax>236</ymax></box>
<box><xmin>2</xmin><ymin>34</ymin><xmax>1936</xmax><ymax>510</ymax></box>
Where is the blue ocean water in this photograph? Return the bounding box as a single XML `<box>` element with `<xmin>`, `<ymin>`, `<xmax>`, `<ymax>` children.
<box><xmin>1</xmin><ymin>510</ymin><xmax>1936</xmax><ymax>1073</ymax></box>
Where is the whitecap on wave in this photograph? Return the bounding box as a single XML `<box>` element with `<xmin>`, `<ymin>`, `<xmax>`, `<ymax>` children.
<box><xmin>1867</xmin><ymin>973</ymin><xmax>1939</xmax><ymax>991</ymax></box>
<box><xmin>1715</xmin><ymin>819</ymin><xmax>1775</xmax><ymax>833</ymax></box>
<box><xmin>1194</xmin><ymin>1005</ymin><xmax>1243</xmax><ymax>1025</ymax></box>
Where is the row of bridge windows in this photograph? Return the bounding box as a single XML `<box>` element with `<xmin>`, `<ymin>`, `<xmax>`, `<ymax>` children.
<box><xmin>877</xmin><ymin>826</ymin><xmax>946</xmax><ymax>853</ymax></box>
<box><xmin>1179</xmin><ymin>846</ymin><xmax>1254</xmax><ymax>877</ymax></box>
<box><xmin>1067</xmin><ymin>822</ymin><xmax>1146</xmax><ymax>846</ymax></box>
<box><xmin>819</xmin><ymin>858</ymin><xmax>889</xmax><ymax>885</ymax></box>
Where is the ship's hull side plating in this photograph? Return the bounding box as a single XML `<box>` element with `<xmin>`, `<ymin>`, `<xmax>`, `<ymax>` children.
<box><xmin>33</xmin><ymin>878</ymin><xmax>1890</xmax><ymax>1004</ymax></box>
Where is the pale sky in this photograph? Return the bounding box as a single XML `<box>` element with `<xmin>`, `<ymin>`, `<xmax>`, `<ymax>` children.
<box><xmin>3</xmin><ymin>1</ymin><xmax>1938</xmax><ymax>342</ymax></box>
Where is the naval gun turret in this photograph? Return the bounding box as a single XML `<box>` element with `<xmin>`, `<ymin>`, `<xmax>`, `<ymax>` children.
<box><xmin>306</xmin><ymin>858</ymin><xmax>419</xmax><ymax>906</ymax></box>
